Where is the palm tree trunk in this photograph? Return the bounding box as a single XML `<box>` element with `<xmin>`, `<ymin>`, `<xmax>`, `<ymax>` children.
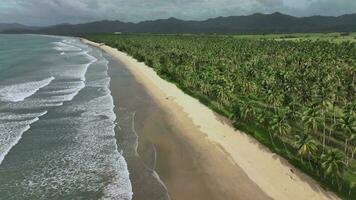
<box><xmin>345</xmin><ymin>139</ymin><xmax>349</xmax><ymax>166</ymax></box>
<box><xmin>308</xmin><ymin>159</ymin><xmax>313</xmax><ymax>170</ymax></box>
<box><xmin>338</xmin><ymin>180</ymin><xmax>343</xmax><ymax>192</ymax></box>
<box><xmin>269</xmin><ymin>131</ymin><xmax>274</xmax><ymax>146</ymax></box>
<box><xmin>322</xmin><ymin>109</ymin><xmax>326</xmax><ymax>152</ymax></box>
<box><xmin>282</xmin><ymin>141</ymin><xmax>288</xmax><ymax>153</ymax></box>
<box><xmin>332</xmin><ymin>101</ymin><xmax>336</xmax><ymax>137</ymax></box>
<box><xmin>345</xmin><ymin>139</ymin><xmax>348</xmax><ymax>154</ymax></box>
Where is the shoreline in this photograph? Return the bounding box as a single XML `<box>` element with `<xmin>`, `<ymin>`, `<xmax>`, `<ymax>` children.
<box><xmin>105</xmin><ymin>53</ymin><xmax>170</xmax><ymax>200</ymax></box>
<box><xmin>82</xmin><ymin>38</ymin><xmax>340</xmax><ymax>200</ymax></box>
<box><xmin>104</xmin><ymin>45</ymin><xmax>227</xmax><ymax>200</ymax></box>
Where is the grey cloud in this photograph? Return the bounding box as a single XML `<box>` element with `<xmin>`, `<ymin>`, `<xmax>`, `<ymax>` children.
<box><xmin>307</xmin><ymin>0</ymin><xmax>356</xmax><ymax>16</ymax></box>
<box><xmin>0</xmin><ymin>0</ymin><xmax>355</xmax><ymax>26</ymax></box>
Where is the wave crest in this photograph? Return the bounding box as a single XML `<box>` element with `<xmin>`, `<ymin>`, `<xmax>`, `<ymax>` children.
<box><xmin>0</xmin><ymin>77</ymin><xmax>55</xmax><ymax>102</ymax></box>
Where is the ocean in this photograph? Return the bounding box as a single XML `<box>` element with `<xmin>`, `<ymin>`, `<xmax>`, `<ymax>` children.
<box><xmin>0</xmin><ymin>35</ymin><xmax>132</xmax><ymax>200</ymax></box>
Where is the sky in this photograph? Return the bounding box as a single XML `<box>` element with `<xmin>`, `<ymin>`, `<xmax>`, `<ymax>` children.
<box><xmin>0</xmin><ymin>0</ymin><xmax>355</xmax><ymax>26</ymax></box>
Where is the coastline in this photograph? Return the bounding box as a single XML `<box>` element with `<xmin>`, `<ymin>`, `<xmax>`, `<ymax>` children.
<box><xmin>105</xmin><ymin>53</ymin><xmax>170</xmax><ymax>200</ymax></box>
<box><xmin>82</xmin><ymin>38</ymin><xmax>340</xmax><ymax>200</ymax></box>
<box><xmin>104</xmin><ymin>44</ymin><xmax>239</xmax><ymax>200</ymax></box>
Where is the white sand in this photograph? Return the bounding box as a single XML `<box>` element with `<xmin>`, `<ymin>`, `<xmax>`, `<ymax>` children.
<box><xmin>82</xmin><ymin>38</ymin><xmax>340</xmax><ymax>200</ymax></box>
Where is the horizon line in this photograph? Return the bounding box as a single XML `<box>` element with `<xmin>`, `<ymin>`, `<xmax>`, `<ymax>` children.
<box><xmin>2</xmin><ymin>11</ymin><xmax>356</xmax><ymax>27</ymax></box>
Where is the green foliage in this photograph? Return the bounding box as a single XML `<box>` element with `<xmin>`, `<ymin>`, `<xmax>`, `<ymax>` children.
<box><xmin>85</xmin><ymin>34</ymin><xmax>356</xmax><ymax>199</ymax></box>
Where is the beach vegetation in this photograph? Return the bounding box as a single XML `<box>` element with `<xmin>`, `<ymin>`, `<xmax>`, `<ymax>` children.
<box><xmin>85</xmin><ymin>34</ymin><xmax>356</xmax><ymax>199</ymax></box>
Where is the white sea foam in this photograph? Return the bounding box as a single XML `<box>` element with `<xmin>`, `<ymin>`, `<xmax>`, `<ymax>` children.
<box><xmin>100</xmin><ymin>88</ymin><xmax>132</xmax><ymax>200</ymax></box>
<box><xmin>0</xmin><ymin>37</ymin><xmax>132</xmax><ymax>199</ymax></box>
<box><xmin>47</xmin><ymin>92</ymin><xmax>82</xmax><ymax>102</ymax></box>
<box><xmin>52</xmin><ymin>49</ymin><xmax>132</xmax><ymax>199</ymax></box>
<box><xmin>101</xmin><ymin>152</ymin><xmax>133</xmax><ymax>200</ymax></box>
<box><xmin>49</xmin><ymin>51</ymin><xmax>97</xmax><ymax>82</ymax></box>
<box><xmin>52</xmin><ymin>42</ymin><xmax>82</xmax><ymax>52</ymax></box>
<box><xmin>3</xmin><ymin>99</ymin><xmax>64</xmax><ymax>110</ymax></box>
<box><xmin>43</xmin><ymin>81</ymin><xmax>85</xmax><ymax>95</ymax></box>
<box><xmin>0</xmin><ymin>77</ymin><xmax>55</xmax><ymax>102</ymax></box>
<box><xmin>0</xmin><ymin>111</ymin><xmax>47</xmax><ymax>121</ymax></box>
<box><xmin>0</xmin><ymin>111</ymin><xmax>47</xmax><ymax>164</ymax></box>
<box><xmin>82</xmin><ymin>53</ymin><xmax>97</xmax><ymax>81</ymax></box>
<box><xmin>77</xmin><ymin>51</ymin><xmax>98</xmax><ymax>81</ymax></box>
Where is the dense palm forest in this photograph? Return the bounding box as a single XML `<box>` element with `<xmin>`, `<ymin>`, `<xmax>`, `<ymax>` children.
<box><xmin>86</xmin><ymin>34</ymin><xmax>356</xmax><ymax>199</ymax></box>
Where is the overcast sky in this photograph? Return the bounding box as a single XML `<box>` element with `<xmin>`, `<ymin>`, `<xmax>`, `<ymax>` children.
<box><xmin>0</xmin><ymin>0</ymin><xmax>355</xmax><ymax>26</ymax></box>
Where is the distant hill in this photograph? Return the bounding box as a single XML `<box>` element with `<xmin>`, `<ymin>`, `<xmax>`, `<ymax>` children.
<box><xmin>2</xmin><ymin>12</ymin><xmax>356</xmax><ymax>35</ymax></box>
<box><xmin>0</xmin><ymin>23</ymin><xmax>39</xmax><ymax>32</ymax></box>
<box><xmin>0</xmin><ymin>23</ymin><xmax>29</xmax><ymax>32</ymax></box>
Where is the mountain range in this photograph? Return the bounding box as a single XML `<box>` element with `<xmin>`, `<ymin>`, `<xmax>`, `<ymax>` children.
<box><xmin>0</xmin><ymin>23</ymin><xmax>39</xmax><ymax>32</ymax></box>
<box><xmin>2</xmin><ymin>12</ymin><xmax>356</xmax><ymax>35</ymax></box>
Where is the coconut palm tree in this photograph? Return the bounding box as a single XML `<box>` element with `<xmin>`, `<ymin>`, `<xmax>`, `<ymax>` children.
<box><xmin>301</xmin><ymin>104</ymin><xmax>322</xmax><ymax>143</ymax></box>
<box><xmin>239</xmin><ymin>100</ymin><xmax>256</xmax><ymax>122</ymax></box>
<box><xmin>315</xmin><ymin>90</ymin><xmax>331</xmax><ymax>152</ymax></box>
<box><xmin>86</xmin><ymin>34</ymin><xmax>356</xmax><ymax>195</ymax></box>
<box><xmin>351</xmin><ymin>146</ymin><xmax>356</xmax><ymax>162</ymax></box>
<box><xmin>321</xmin><ymin>149</ymin><xmax>346</xmax><ymax>190</ymax></box>
<box><xmin>264</xmin><ymin>89</ymin><xmax>282</xmax><ymax>113</ymax></box>
<box><xmin>270</xmin><ymin>109</ymin><xmax>291</xmax><ymax>151</ymax></box>
<box><xmin>295</xmin><ymin>134</ymin><xmax>318</xmax><ymax>169</ymax></box>
<box><xmin>349</xmin><ymin>181</ymin><xmax>356</xmax><ymax>197</ymax></box>
<box><xmin>338</xmin><ymin>110</ymin><xmax>356</xmax><ymax>156</ymax></box>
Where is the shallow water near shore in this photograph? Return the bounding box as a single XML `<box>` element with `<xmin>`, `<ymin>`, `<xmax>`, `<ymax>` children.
<box><xmin>0</xmin><ymin>35</ymin><xmax>132</xmax><ymax>199</ymax></box>
<box><xmin>105</xmin><ymin>54</ymin><xmax>170</xmax><ymax>200</ymax></box>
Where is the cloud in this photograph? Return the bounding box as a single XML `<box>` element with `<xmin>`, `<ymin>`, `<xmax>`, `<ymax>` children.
<box><xmin>0</xmin><ymin>0</ymin><xmax>355</xmax><ymax>26</ymax></box>
<box><xmin>307</xmin><ymin>0</ymin><xmax>356</xmax><ymax>16</ymax></box>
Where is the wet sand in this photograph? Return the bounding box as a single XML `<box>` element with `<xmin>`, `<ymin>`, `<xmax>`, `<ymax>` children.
<box><xmin>106</xmin><ymin>54</ymin><xmax>227</xmax><ymax>200</ymax></box>
<box><xmin>106</xmin><ymin>54</ymin><xmax>169</xmax><ymax>200</ymax></box>
<box><xmin>84</xmin><ymin>39</ymin><xmax>340</xmax><ymax>200</ymax></box>
<box><xmin>102</xmin><ymin>45</ymin><xmax>270</xmax><ymax>200</ymax></box>
<box><xmin>102</xmin><ymin>45</ymin><xmax>271</xmax><ymax>200</ymax></box>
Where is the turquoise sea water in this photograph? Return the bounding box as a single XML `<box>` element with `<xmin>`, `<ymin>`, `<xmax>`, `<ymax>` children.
<box><xmin>0</xmin><ymin>35</ymin><xmax>132</xmax><ymax>200</ymax></box>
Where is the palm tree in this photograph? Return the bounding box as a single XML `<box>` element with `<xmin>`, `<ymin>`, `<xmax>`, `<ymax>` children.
<box><xmin>338</xmin><ymin>110</ymin><xmax>356</xmax><ymax>157</ymax></box>
<box><xmin>321</xmin><ymin>149</ymin><xmax>346</xmax><ymax>190</ymax></box>
<box><xmin>270</xmin><ymin>109</ymin><xmax>291</xmax><ymax>151</ymax></box>
<box><xmin>349</xmin><ymin>181</ymin><xmax>356</xmax><ymax>197</ymax></box>
<box><xmin>295</xmin><ymin>134</ymin><xmax>318</xmax><ymax>169</ymax></box>
<box><xmin>88</xmin><ymin>35</ymin><xmax>356</xmax><ymax>194</ymax></box>
<box><xmin>316</xmin><ymin>90</ymin><xmax>331</xmax><ymax>152</ymax></box>
<box><xmin>351</xmin><ymin>146</ymin><xmax>356</xmax><ymax>162</ymax></box>
<box><xmin>239</xmin><ymin>100</ymin><xmax>256</xmax><ymax>122</ymax></box>
<box><xmin>265</xmin><ymin>90</ymin><xmax>282</xmax><ymax>113</ymax></box>
<box><xmin>328</xmin><ymin>78</ymin><xmax>342</xmax><ymax>139</ymax></box>
<box><xmin>301</xmin><ymin>104</ymin><xmax>322</xmax><ymax>146</ymax></box>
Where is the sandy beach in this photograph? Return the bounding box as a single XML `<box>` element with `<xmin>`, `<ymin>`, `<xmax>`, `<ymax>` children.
<box><xmin>82</xmin><ymin>38</ymin><xmax>340</xmax><ymax>200</ymax></box>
